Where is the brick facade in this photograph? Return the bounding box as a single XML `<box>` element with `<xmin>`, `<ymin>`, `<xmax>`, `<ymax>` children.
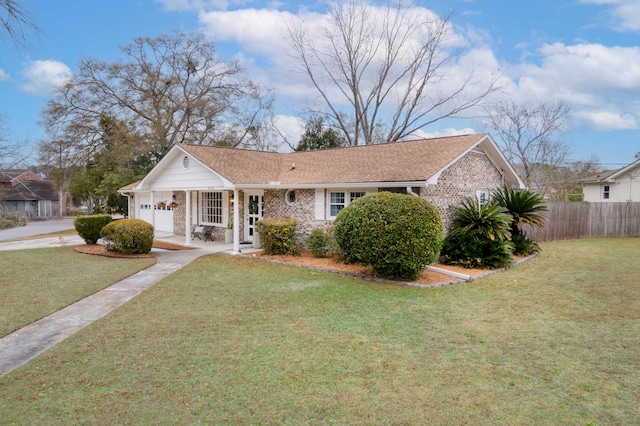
<box><xmin>264</xmin><ymin>189</ymin><xmax>325</xmax><ymax>246</ymax></box>
<box><xmin>423</xmin><ymin>149</ymin><xmax>504</xmax><ymax>231</ymax></box>
<box><xmin>264</xmin><ymin>148</ymin><xmax>504</xmax><ymax>245</ymax></box>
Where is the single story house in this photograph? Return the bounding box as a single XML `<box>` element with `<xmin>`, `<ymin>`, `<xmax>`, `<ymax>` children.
<box><xmin>579</xmin><ymin>158</ymin><xmax>640</xmax><ymax>202</ymax></box>
<box><xmin>0</xmin><ymin>170</ymin><xmax>58</xmax><ymax>218</ymax></box>
<box><xmin>119</xmin><ymin>133</ymin><xmax>524</xmax><ymax>252</ymax></box>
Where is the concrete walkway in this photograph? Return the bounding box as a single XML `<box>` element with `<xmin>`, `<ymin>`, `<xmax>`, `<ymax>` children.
<box><xmin>0</xmin><ymin>238</ymin><xmax>243</xmax><ymax>376</ymax></box>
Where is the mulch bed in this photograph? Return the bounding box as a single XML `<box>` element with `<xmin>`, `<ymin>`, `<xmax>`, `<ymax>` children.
<box><xmin>73</xmin><ymin>240</ymin><xmax>196</xmax><ymax>258</ymax></box>
<box><xmin>250</xmin><ymin>249</ymin><xmax>492</xmax><ymax>287</ymax></box>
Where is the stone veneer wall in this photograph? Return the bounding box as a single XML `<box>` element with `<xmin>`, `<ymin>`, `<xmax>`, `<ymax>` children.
<box><xmin>128</xmin><ymin>194</ymin><xmax>137</xmax><ymax>219</ymax></box>
<box><xmin>173</xmin><ymin>191</ymin><xmax>187</xmax><ymax>236</ymax></box>
<box><xmin>264</xmin><ymin>189</ymin><xmax>327</xmax><ymax>247</ymax></box>
<box><xmin>423</xmin><ymin>149</ymin><xmax>503</xmax><ymax>231</ymax></box>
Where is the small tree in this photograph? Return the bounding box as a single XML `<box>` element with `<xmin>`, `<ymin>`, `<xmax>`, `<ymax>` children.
<box><xmin>334</xmin><ymin>192</ymin><xmax>443</xmax><ymax>280</ymax></box>
<box><xmin>294</xmin><ymin>117</ymin><xmax>346</xmax><ymax>151</ymax></box>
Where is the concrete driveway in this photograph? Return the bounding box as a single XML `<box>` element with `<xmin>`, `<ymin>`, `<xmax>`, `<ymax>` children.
<box><xmin>0</xmin><ymin>218</ymin><xmax>76</xmax><ymax>241</ymax></box>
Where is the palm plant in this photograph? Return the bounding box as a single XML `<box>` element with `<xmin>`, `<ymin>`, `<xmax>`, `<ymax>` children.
<box><xmin>492</xmin><ymin>186</ymin><xmax>547</xmax><ymax>255</ymax></box>
<box><xmin>441</xmin><ymin>197</ymin><xmax>514</xmax><ymax>269</ymax></box>
<box><xmin>450</xmin><ymin>197</ymin><xmax>512</xmax><ymax>241</ymax></box>
<box><xmin>491</xmin><ymin>186</ymin><xmax>547</xmax><ymax>237</ymax></box>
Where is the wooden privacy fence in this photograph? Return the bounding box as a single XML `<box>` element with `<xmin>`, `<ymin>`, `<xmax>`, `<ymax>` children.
<box><xmin>524</xmin><ymin>202</ymin><xmax>640</xmax><ymax>242</ymax></box>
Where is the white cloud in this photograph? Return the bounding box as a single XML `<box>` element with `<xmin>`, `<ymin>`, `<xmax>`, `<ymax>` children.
<box><xmin>501</xmin><ymin>42</ymin><xmax>640</xmax><ymax>131</ymax></box>
<box><xmin>413</xmin><ymin>127</ymin><xmax>477</xmax><ymax>139</ymax></box>
<box><xmin>20</xmin><ymin>60</ymin><xmax>72</xmax><ymax>95</ymax></box>
<box><xmin>0</xmin><ymin>69</ymin><xmax>9</xmax><ymax>81</ymax></box>
<box><xmin>574</xmin><ymin>110</ymin><xmax>638</xmax><ymax>131</ymax></box>
<box><xmin>579</xmin><ymin>0</ymin><xmax>640</xmax><ymax>31</ymax></box>
<box><xmin>198</xmin><ymin>8</ymin><xmax>294</xmax><ymax>57</ymax></box>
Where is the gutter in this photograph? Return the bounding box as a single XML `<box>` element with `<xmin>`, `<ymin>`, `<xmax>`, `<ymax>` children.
<box><xmin>406</xmin><ymin>186</ymin><xmax>420</xmax><ymax>197</ymax></box>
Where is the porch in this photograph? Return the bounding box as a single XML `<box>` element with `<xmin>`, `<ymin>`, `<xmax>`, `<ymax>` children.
<box><xmin>153</xmin><ymin>231</ymin><xmax>262</xmax><ymax>255</ymax></box>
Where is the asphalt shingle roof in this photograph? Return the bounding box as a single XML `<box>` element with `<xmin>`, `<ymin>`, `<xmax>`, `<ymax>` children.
<box><xmin>180</xmin><ymin>134</ymin><xmax>486</xmax><ymax>185</ymax></box>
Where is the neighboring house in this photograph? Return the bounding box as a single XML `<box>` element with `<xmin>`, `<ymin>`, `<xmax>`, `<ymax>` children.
<box><xmin>0</xmin><ymin>170</ymin><xmax>59</xmax><ymax>218</ymax></box>
<box><xmin>579</xmin><ymin>158</ymin><xmax>640</xmax><ymax>202</ymax></box>
<box><xmin>119</xmin><ymin>133</ymin><xmax>524</xmax><ymax>251</ymax></box>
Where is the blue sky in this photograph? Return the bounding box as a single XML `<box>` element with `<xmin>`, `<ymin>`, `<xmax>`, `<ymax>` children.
<box><xmin>1</xmin><ymin>0</ymin><xmax>639</xmax><ymax>167</ymax></box>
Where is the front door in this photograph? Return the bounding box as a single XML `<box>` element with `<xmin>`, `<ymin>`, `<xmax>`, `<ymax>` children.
<box><xmin>244</xmin><ymin>191</ymin><xmax>264</xmax><ymax>242</ymax></box>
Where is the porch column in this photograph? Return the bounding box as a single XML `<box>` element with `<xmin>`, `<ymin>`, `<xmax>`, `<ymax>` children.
<box><xmin>184</xmin><ymin>190</ymin><xmax>191</xmax><ymax>246</ymax></box>
<box><xmin>233</xmin><ymin>188</ymin><xmax>240</xmax><ymax>254</ymax></box>
<box><xmin>150</xmin><ymin>191</ymin><xmax>156</xmax><ymax>229</ymax></box>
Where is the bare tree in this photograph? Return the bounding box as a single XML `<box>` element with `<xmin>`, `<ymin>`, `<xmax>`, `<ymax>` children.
<box><xmin>483</xmin><ymin>100</ymin><xmax>571</xmax><ymax>189</ymax></box>
<box><xmin>41</xmin><ymin>31</ymin><xmax>274</xmax><ymax>167</ymax></box>
<box><xmin>287</xmin><ymin>0</ymin><xmax>501</xmax><ymax>146</ymax></box>
<box><xmin>0</xmin><ymin>0</ymin><xmax>40</xmax><ymax>51</ymax></box>
<box><xmin>0</xmin><ymin>114</ymin><xmax>28</xmax><ymax>169</ymax></box>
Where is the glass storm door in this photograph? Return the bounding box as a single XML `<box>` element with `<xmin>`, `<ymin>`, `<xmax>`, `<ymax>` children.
<box><xmin>245</xmin><ymin>192</ymin><xmax>264</xmax><ymax>242</ymax></box>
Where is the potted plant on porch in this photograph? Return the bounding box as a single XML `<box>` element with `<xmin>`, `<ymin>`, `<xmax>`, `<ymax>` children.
<box><xmin>225</xmin><ymin>218</ymin><xmax>234</xmax><ymax>243</ymax></box>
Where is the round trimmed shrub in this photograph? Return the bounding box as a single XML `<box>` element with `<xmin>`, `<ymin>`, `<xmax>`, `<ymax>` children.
<box><xmin>334</xmin><ymin>192</ymin><xmax>444</xmax><ymax>280</ymax></box>
<box><xmin>100</xmin><ymin>218</ymin><xmax>154</xmax><ymax>254</ymax></box>
<box><xmin>74</xmin><ymin>214</ymin><xmax>113</xmax><ymax>244</ymax></box>
<box><xmin>306</xmin><ymin>227</ymin><xmax>340</xmax><ymax>258</ymax></box>
<box><xmin>255</xmin><ymin>217</ymin><xmax>298</xmax><ymax>255</ymax></box>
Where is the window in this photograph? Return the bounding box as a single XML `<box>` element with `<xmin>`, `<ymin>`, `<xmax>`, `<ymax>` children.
<box><xmin>329</xmin><ymin>190</ymin><xmax>367</xmax><ymax>217</ymax></box>
<box><xmin>603</xmin><ymin>185</ymin><xmax>610</xmax><ymax>200</ymax></box>
<box><xmin>285</xmin><ymin>189</ymin><xmax>296</xmax><ymax>205</ymax></box>
<box><xmin>330</xmin><ymin>192</ymin><xmax>345</xmax><ymax>216</ymax></box>
<box><xmin>476</xmin><ymin>190</ymin><xmax>489</xmax><ymax>206</ymax></box>
<box><xmin>201</xmin><ymin>192</ymin><xmax>223</xmax><ymax>224</ymax></box>
<box><xmin>350</xmin><ymin>192</ymin><xmax>366</xmax><ymax>202</ymax></box>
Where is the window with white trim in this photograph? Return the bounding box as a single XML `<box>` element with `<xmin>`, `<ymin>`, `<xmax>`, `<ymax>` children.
<box><xmin>285</xmin><ymin>189</ymin><xmax>296</xmax><ymax>205</ymax></box>
<box><xmin>476</xmin><ymin>190</ymin><xmax>490</xmax><ymax>206</ymax></box>
<box><xmin>603</xmin><ymin>185</ymin><xmax>610</xmax><ymax>200</ymax></box>
<box><xmin>201</xmin><ymin>191</ymin><xmax>223</xmax><ymax>225</ymax></box>
<box><xmin>329</xmin><ymin>190</ymin><xmax>367</xmax><ymax>218</ymax></box>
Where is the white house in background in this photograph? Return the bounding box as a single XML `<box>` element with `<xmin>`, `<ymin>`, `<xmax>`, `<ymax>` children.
<box><xmin>580</xmin><ymin>158</ymin><xmax>640</xmax><ymax>202</ymax></box>
<box><xmin>119</xmin><ymin>133</ymin><xmax>524</xmax><ymax>253</ymax></box>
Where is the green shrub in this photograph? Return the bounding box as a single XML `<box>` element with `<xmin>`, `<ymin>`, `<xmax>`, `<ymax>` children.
<box><xmin>492</xmin><ymin>186</ymin><xmax>547</xmax><ymax>239</ymax></box>
<box><xmin>333</xmin><ymin>192</ymin><xmax>444</xmax><ymax>281</ymax></box>
<box><xmin>100</xmin><ymin>218</ymin><xmax>154</xmax><ymax>254</ymax></box>
<box><xmin>306</xmin><ymin>227</ymin><xmax>340</xmax><ymax>258</ymax></box>
<box><xmin>440</xmin><ymin>229</ymin><xmax>514</xmax><ymax>269</ymax></box>
<box><xmin>256</xmin><ymin>218</ymin><xmax>298</xmax><ymax>255</ymax></box>
<box><xmin>0</xmin><ymin>216</ymin><xmax>26</xmax><ymax>230</ymax></box>
<box><xmin>440</xmin><ymin>197</ymin><xmax>514</xmax><ymax>269</ymax></box>
<box><xmin>74</xmin><ymin>214</ymin><xmax>113</xmax><ymax>244</ymax></box>
<box><xmin>511</xmin><ymin>233</ymin><xmax>541</xmax><ymax>256</ymax></box>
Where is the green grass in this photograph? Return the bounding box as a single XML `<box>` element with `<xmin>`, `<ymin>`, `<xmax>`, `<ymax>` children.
<box><xmin>1</xmin><ymin>238</ymin><xmax>639</xmax><ymax>424</ymax></box>
<box><xmin>0</xmin><ymin>246</ymin><xmax>156</xmax><ymax>337</ymax></box>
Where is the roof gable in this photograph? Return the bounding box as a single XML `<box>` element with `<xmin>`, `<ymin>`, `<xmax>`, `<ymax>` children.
<box><xmin>580</xmin><ymin>158</ymin><xmax>640</xmax><ymax>184</ymax></box>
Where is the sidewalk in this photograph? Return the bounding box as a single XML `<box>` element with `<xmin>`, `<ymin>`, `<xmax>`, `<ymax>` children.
<box><xmin>0</xmin><ymin>237</ymin><xmax>246</xmax><ymax>376</ymax></box>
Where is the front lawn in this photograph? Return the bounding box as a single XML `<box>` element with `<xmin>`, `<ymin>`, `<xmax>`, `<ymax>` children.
<box><xmin>0</xmin><ymin>238</ymin><xmax>639</xmax><ymax>424</ymax></box>
<box><xmin>0</xmin><ymin>246</ymin><xmax>156</xmax><ymax>337</ymax></box>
